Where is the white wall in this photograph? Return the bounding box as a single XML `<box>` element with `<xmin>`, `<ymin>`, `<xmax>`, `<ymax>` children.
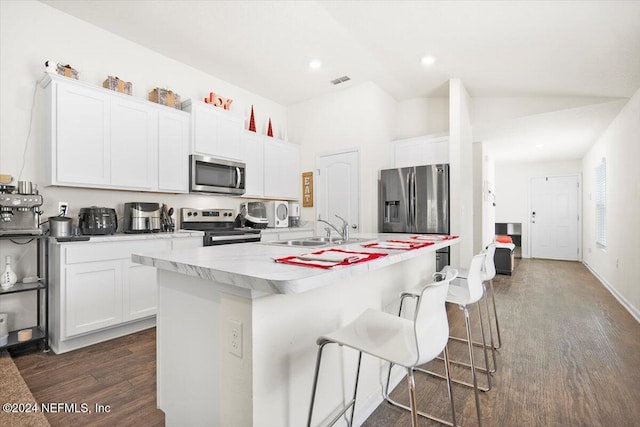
<box><xmin>494</xmin><ymin>159</ymin><xmax>582</xmax><ymax>258</ymax></box>
<box><xmin>394</xmin><ymin>97</ymin><xmax>449</xmax><ymax>139</ymax></box>
<box><xmin>582</xmin><ymin>88</ymin><xmax>640</xmax><ymax>320</ymax></box>
<box><xmin>0</xmin><ymin>1</ymin><xmax>288</xmax><ymax>330</ymax></box>
<box><xmin>287</xmin><ymin>81</ymin><xmax>397</xmax><ymax>233</ymax></box>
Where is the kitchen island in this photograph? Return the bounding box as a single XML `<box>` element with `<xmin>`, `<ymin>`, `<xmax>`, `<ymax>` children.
<box><xmin>132</xmin><ymin>234</ymin><xmax>459</xmax><ymax>427</ymax></box>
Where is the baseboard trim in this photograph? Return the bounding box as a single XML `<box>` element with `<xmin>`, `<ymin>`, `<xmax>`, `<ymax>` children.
<box><xmin>583</xmin><ymin>261</ymin><xmax>640</xmax><ymax>323</ymax></box>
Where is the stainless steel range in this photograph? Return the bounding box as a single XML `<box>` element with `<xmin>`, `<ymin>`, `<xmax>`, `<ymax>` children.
<box><xmin>180</xmin><ymin>208</ymin><xmax>261</xmax><ymax>246</ymax></box>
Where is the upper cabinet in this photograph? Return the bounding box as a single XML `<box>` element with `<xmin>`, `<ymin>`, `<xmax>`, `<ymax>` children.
<box><xmin>182</xmin><ymin>100</ymin><xmax>243</xmax><ymax>161</ymax></box>
<box><xmin>41</xmin><ymin>74</ymin><xmax>189</xmax><ymax>193</ymax></box>
<box><xmin>392</xmin><ymin>133</ymin><xmax>449</xmax><ymax>168</ymax></box>
<box><xmin>242</xmin><ymin>131</ymin><xmax>300</xmax><ymax>200</ymax></box>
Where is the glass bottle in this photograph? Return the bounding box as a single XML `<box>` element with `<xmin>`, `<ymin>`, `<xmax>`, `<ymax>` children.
<box><xmin>1</xmin><ymin>255</ymin><xmax>17</xmax><ymax>289</ymax></box>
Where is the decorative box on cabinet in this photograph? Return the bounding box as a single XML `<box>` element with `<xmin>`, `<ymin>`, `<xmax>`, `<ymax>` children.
<box><xmin>182</xmin><ymin>99</ymin><xmax>243</xmax><ymax>160</ymax></box>
<box><xmin>0</xmin><ymin>235</ymin><xmax>49</xmax><ymax>352</ymax></box>
<box><xmin>40</xmin><ymin>74</ymin><xmax>189</xmax><ymax>193</ymax></box>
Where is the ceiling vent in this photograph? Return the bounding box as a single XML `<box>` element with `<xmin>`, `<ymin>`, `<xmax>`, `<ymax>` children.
<box><xmin>330</xmin><ymin>76</ymin><xmax>351</xmax><ymax>85</ymax></box>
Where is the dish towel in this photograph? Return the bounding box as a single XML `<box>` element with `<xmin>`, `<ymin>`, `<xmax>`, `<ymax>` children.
<box><xmin>362</xmin><ymin>240</ymin><xmax>434</xmax><ymax>250</ymax></box>
<box><xmin>275</xmin><ymin>249</ymin><xmax>387</xmax><ymax>269</ymax></box>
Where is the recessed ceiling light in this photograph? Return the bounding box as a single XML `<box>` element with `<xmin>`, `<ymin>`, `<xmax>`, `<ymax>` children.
<box><xmin>309</xmin><ymin>59</ymin><xmax>322</xmax><ymax>70</ymax></box>
<box><xmin>421</xmin><ymin>55</ymin><xmax>436</xmax><ymax>66</ymax></box>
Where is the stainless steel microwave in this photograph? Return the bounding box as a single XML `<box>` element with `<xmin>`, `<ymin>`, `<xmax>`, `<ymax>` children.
<box><xmin>189</xmin><ymin>154</ymin><xmax>246</xmax><ymax>195</ymax></box>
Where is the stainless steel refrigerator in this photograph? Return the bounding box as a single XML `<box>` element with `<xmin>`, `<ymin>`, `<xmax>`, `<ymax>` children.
<box><xmin>379</xmin><ymin>164</ymin><xmax>450</xmax><ymax>270</ymax></box>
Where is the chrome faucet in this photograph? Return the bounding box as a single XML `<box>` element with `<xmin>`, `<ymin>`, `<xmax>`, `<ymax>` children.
<box><xmin>317</xmin><ymin>214</ymin><xmax>350</xmax><ymax>241</ymax></box>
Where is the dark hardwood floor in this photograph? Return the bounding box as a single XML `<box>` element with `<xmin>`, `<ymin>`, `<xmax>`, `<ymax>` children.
<box><xmin>12</xmin><ymin>259</ymin><xmax>640</xmax><ymax>426</ymax></box>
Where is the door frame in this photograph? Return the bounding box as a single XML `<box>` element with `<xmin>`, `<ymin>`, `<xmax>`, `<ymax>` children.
<box><xmin>315</xmin><ymin>147</ymin><xmax>362</xmax><ymax>232</ymax></box>
<box><xmin>528</xmin><ymin>173</ymin><xmax>582</xmax><ymax>261</ymax></box>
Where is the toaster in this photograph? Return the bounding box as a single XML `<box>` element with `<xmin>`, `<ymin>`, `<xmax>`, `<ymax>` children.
<box><xmin>78</xmin><ymin>207</ymin><xmax>118</xmax><ymax>235</ymax></box>
<box><xmin>123</xmin><ymin>202</ymin><xmax>161</xmax><ymax>233</ymax></box>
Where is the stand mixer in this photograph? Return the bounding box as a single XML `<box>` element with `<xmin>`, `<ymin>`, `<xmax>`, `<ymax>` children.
<box><xmin>0</xmin><ymin>183</ymin><xmax>44</xmax><ymax>236</ymax></box>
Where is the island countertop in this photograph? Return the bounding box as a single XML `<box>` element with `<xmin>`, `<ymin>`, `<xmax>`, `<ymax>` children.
<box><xmin>132</xmin><ymin>233</ymin><xmax>459</xmax><ymax>297</ymax></box>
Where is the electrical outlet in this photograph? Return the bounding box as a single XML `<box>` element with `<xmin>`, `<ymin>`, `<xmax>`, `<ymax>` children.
<box><xmin>58</xmin><ymin>202</ymin><xmax>69</xmax><ymax>216</ymax></box>
<box><xmin>228</xmin><ymin>319</ymin><xmax>243</xmax><ymax>358</ymax></box>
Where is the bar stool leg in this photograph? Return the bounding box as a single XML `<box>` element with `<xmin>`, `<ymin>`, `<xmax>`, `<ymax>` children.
<box><xmin>308</xmin><ymin>342</ymin><xmax>328</xmax><ymax>427</ymax></box>
<box><xmin>349</xmin><ymin>352</ymin><xmax>363</xmax><ymax>427</ymax></box>
<box><xmin>463</xmin><ymin>307</ymin><xmax>483</xmax><ymax>427</ymax></box>
<box><xmin>488</xmin><ymin>279</ymin><xmax>502</xmax><ymax>349</ymax></box>
<box><xmin>482</xmin><ymin>284</ymin><xmax>498</xmax><ymax>372</ymax></box>
<box><xmin>442</xmin><ymin>345</ymin><xmax>457</xmax><ymax>427</ymax></box>
<box><xmin>406</xmin><ymin>368</ymin><xmax>419</xmax><ymax>427</ymax></box>
<box><xmin>476</xmin><ymin>301</ymin><xmax>494</xmax><ymax>385</ymax></box>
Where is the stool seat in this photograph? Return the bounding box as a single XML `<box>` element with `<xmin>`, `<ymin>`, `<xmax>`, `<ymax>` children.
<box><xmin>319</xmin><ymin>308</ymin><xmax>447</xmax><ymax>368</ymax></box>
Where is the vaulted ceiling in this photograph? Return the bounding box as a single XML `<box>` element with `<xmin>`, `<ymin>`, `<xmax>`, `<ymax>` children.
<box><xmin>40</xmin><ymin>0</ymin><xmax>640</xmax><ymax>162</ymax></box>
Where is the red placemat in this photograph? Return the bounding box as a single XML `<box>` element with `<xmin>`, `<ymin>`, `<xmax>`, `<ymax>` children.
<box><xmin>362</xmin><ymin>240</ymin><xmax>434</xmax><ymax>250</ymax></box>
<box><xmin>274</xmin><ymin>248</ymin><xmax>387</xmax><ymax>269</ymax></box>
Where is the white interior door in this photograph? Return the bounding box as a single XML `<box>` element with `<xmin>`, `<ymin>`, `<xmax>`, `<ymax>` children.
<box><xmin>530</xmin><ymin>175</ymin><xmax>580</xmax><ymax>260</ymax></box>
<box><xmin>316</xmin><ymin>150</ymin><xmax>360</xmax><ymax>236</ymax></box>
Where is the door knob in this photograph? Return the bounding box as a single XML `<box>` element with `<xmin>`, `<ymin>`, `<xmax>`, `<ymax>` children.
<box><xmin>351</xmin><ymin>224</ymin><xmax>358</xmax><ymax>229</ymax></box>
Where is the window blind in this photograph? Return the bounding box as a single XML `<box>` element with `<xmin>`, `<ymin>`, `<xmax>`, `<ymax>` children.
<box><xmin>595</xmin><ymin>159</ymin><xmax>606</xmax><ymax>247</ymax></box>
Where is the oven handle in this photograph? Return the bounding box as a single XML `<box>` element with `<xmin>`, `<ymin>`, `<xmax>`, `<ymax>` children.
<box><xmin>207</xmin><ymin>234</ymin><xmax>260</xmax><ymax>242</ymax></box>
<box><xmin>236</xmin><ymin>167</ymin><xmax>242</xmax><ymax>189</ymax></box>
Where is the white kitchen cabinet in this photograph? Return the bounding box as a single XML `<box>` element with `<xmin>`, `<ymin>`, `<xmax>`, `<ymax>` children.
<box><xmin>110</xmin><ymin>96</ymin><xmax>158</xmax><ymax>189</ymax></box>
<box><xmin>242</xmin><ymin>131</ymin><xmax>265</xmax><ymax>197</ymax></box>
<box><xmin>49</xmin><ymin>234</ymin><xmax>202</xmax><ymax>353</ymax></box>
<box><xmin>158</xmin><ymin>110</ymin><xmax>189</xmax><ymax>192</ymax></box>
<box><xmin>65</xmin><ymin>261</ymin><xmax>123</xmax><ymax>337</ymax></box>
<box><xmin>263</xmin><ymin>137</ymin><xmax>300</xmax><ymax>200</ymax></box>
<box><xmin>183</xmin><ymin>99</ymin><xmax>243</xmax><ymax>160</ymax></box>
<box><xmin>392</xmin><ymin>133</ymin><xmax>449</xmax><ymax>167</ymax></box>
<box><xmin>54</xmin><ymin>80</ymin><xmax>111</xmax><ymax>185</ymax></box>
<box><xmin>122</xmin><ymin>262</ymin><xmax>158</xmax><ymax>321</ymax></box>
<box><xmin>41</xmin><ymin>74</ymin><xmax>189</xmax><ymax>193</ymax></box>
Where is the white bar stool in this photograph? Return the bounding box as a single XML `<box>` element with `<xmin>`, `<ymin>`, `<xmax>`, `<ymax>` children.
<box><xmin>444</xmin><ymin>243</ymin><xmax>501</xmax><ymax>374</ymax></box>
<box><xmin>307</xmin><ymin>270</ymin><xmax>459</xmax><ymax>427</ymax></box>
<box><xmin>388</xmin><ymin>253</ymin><xmax>490</xmax><ymax>427</ymax></box>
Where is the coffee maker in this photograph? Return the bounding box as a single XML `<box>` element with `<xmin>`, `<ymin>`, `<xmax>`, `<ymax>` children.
<box><xmin>0</xmin><ymin>183</ymin><xmax>43</xmax><ymax>236</ymax></box>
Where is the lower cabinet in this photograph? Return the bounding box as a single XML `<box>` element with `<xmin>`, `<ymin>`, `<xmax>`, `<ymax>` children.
<box><xmin>50</xmin><ymin>235</ymin><xmax>202</xmax><ymax>353</ymax></box>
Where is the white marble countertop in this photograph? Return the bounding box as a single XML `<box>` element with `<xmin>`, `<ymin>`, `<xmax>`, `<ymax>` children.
<box><xmin>51</xmin><ymin>230</ymin><xmax>203</xmax><ymax>244</ymax></box>
<box><xmin>132</xmin><ymin>233</ymin><xmax>459</xmax><ymax>297</ymax></box>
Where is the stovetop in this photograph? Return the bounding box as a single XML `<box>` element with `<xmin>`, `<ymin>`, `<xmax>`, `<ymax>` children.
<box><xmin>180</xmin><ymin>208</ymin><xmax>261</xmax><ymax>235</ymax></box>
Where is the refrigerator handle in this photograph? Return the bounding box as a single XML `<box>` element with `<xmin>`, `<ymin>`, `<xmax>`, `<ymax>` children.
<box><xmin>405</xmin><ymin>169</ymin><xmax>412</xmax><ymax>229</ymax></box>
<box><xmin>411</xmin><ymin>169</ymin><xmax>417</xmax><ymax>231</ymax></box>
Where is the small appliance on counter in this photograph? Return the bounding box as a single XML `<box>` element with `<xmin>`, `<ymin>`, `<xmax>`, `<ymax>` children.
<box><xmin>78</xmin><ymin>207</ymin><xmax>118</xmax><ymax>235</ymax></box>
<box><xmin>124</xmin><ymin>202</ymin><xmax>161</xmax><ymax>233</ymax></box>
<box><xmin>266</xmin><ymin>200</ymin><xmax>289</xmax><ymax>228</ymax></box>
<box><xmin>48</xmin><ymin>216</ymin><xmax>72</xmax><ymax>237</ymax></box>
<box><xmin>288</xmin><ymin>202</ymin><xmax>300</xmax><ymax>227</ymax></box>
<box><xmin>0</xmin><ymin>183</ymin><xmax>43</xmax><ymax>236</ymax></box>
<box><xmin>238</xmin><ymin>202</ymin><xmax>268</xmax><ymax>229</ymax></box>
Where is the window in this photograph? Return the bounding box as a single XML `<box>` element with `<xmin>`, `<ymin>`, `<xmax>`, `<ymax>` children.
<box><xmin>595</xmin><ymin>158</ymin><xmax>606</xmax><ymax>247</ymax></box>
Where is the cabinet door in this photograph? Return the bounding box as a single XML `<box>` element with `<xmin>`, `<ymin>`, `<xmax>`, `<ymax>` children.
<box><xmin>393</xmin><ymin>135</ymin><xmax>449</xmax><ymax>167</ymax></box>
<box><xmin>242</xmin><ymin>132</ymin><xmax>264</xmax><ymax>197</ymax></box>
<box><xmin>122</xmin><ymin>261</ymin><xmax>158</xmax><ymax>321</ymax></box>
<box><xmin>158</xmin><ymin>110</ymin><xmax>189</xmax><ymax>192</ymax></box>
<box><xmin>110</xmin><ymin>97</ymin><xmax>158</xmax><ymax>189</ymax></box>
<box><xmin>171</xmin><ymin>237</ymin><xmax>203</xmax><ymax>250</ymax></box>
<box><xmin>216</xmin><ymin>111</ymin><xmax>243</xmax><ymax>160</ymax></box>
<box><xmin>56</xmin><ymin>82</ymin><xmax>110</xmax><ymax>185</ymax></box>
<box><xmin>264</xmin><ymin>139</ymin><xmax>300</xmax><ymax>199</ymax></box>
<box><xmin>190</xmin><ymin>101</ymin><xmax>243</xmax><ymax>160</ymax></box>
<box><xmin>65</xmin><ymin>261</ymin><xmax>122</xmax><ymax>337</ymax></box>
<box><xmin>192</xmin><ymin>102</ymin><xmax>219</xmax><ymax>156</ymax></box>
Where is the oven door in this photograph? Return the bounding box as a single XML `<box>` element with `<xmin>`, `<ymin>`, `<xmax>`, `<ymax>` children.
<box><xmin>190</xmin><ymin>155</ymin><xmax>246</xmax><ymax>195</ymax></box>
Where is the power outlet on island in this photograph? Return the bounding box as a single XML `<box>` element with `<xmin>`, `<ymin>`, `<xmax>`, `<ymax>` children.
<box><xmin>227</xmin><ymin>319</ymin><xmax>243</xmax><ymax>358</ymax></box>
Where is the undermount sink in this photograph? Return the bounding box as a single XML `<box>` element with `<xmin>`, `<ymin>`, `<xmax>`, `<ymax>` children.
<box><xmin>265</xmin><ymin>236</ymin><xmax>374</xmax><ymax>248</ymax></box>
